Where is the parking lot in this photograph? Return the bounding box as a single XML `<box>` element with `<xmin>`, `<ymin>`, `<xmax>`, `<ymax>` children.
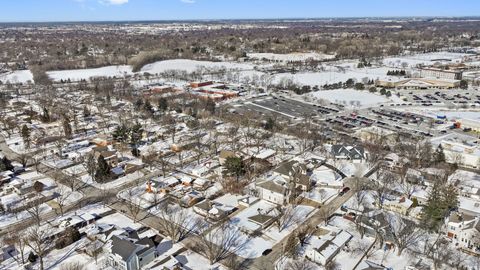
<box><xmin>229</xmin><ymin>95</ymin><xmax>339</xmax><ymax>120</ymax></box>
<box><xmin>399</xmin><ymin>90</ymin><xmax>480</xmax><ymax>108</ymax></box>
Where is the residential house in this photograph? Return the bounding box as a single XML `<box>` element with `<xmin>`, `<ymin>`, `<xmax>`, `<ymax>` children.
<box><xmin>305</xmin><ymin>229</ymin><xmax>353</xmax><ymax>265</ymax></box>
<box><xmin>446</xmin><ymin>212</ymin><xmax>480</xmax><ymax>252</ymax></box>
<box><xmin>273</xmin><ymin>160</ymin><xmax>313</xmax><ymax>191</ymax></box>
<box><xmin>256</xmin><ymin>178</ymin><xmax>288</xmax><ymax>205</ymax></box>
<box><xmin>107</xmin><ymin>235</ymin><xmax>156</xmax><ymax>270</ymax></box>
<box><xmin>193</xmin><ymin>199</ymin><xmax>235</xmax><ymax>221</ymax></box>
<box><xmin>331</xmin><ymin>145</ymin><xmax>366</xmax><ymax>163</ymax></box>
<box><xmin>383</xmin><ymin>197</ymin><xmax>413</xmax><ymax>216</ymax></box>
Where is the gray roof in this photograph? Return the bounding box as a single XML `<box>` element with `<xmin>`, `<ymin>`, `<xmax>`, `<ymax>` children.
<box><xmin>111</xmin><ymin>235</ymin><xmax>138</xmax><ymax>261</ymax></box>
<box><xmin>332</xmin><ymin>145</ymin><xmax>365</xmax><ymax>160</ymax></box>
<box><xmin>257</xmin><ymin>180</ymin><xmax>287</xmax><ymax>195</ymax></box>
<box><xmin>273</xmin><ymin>160</ymin><xmax>307</xmax><ymax>177</ymax></box>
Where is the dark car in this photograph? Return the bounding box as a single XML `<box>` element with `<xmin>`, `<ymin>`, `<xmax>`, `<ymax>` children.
<box><xmin>339</xmin><ymin>187</ymin><xmax>351</xmax><ymax>196</ymax></box>
<box><xmin>262</xmin><ymin>249</ymin><xmax>272</xmax><ymax>256</ymax></box>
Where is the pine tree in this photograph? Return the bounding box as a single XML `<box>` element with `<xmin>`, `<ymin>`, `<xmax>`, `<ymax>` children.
<box><xmin>158</xmin><ymin>97</ymin><xmax>168</xmax><ymax>112</ymax></box>
<box><xmin>21</xmin><ymin>124</ymin><xmax>31</xmax><ymax>149</ymax></box>
<box><xmin>95</xmin><ymin>155</ymin><xmax>111</xmax><ymax>183</ymax></box>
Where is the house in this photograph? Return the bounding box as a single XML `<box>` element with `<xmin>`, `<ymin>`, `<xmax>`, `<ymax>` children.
<box><xmin>305</xmin><ymin>229</ymin><xmax>353</xmax><ymax>265</ymax></box>
<box><xmin>193</xmin><ymin>199</ymin><xmax>234</xmax><ymax>221</ymax></box>
<box><xmin>247</xmin><ymin>213</ymin><xmax>277</xmax><ymax>230</ymax></box>
<box><xmin>331</xmin><ymin>145</ymin><xmax>366</xmax><ymax>162</ymax></box>
<box><xmin>256</xmin><ymin>178</ymin><xmax>288</xmax><ymax>205</ymax></box>
<box><xmin>93</xmin><ymin>146</ymin><xmax>119</xmax><ymax>167</ymax></box>
<box><xmin>146</xmin><ymin>177</ymin><xmax>181</xmax><ymax>194</ymax></box>
<box><xmin>446</xmin><ymin>212</ymin><xmax>480</xmax><ymax>252</ymax></box>
<box><xmin>273</xmin><ymin>160</ymin><xmax>313</xmax><ymax>191</ymax></box>
<box><xmin>356</xmin><ymin>260</ymin><xmax>388</xmax><ymax>270</ymax></box>
<box><xmin>179</xmin><ymin>190</ymin><xmax>204</xmax><ymax>207</ymax></box>
<box><xmin>383</xmin><ymin>196</ymin><xmax>413</xmax><ymax>215</ymax></box>
<box><xmin>193</xmin><ymin>177</ymin><xmax>210</xmax><ymax>191</ymax></box>
<box><xmin>107</xmin><ymin>235</ymin><xmax>156</xmax><ymax>270</ymax></box>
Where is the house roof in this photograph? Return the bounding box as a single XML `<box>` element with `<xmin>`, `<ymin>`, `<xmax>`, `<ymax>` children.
<box><xmin>331</xmin><ymin>145</ymin><xmax>365</xmax><ymax>160</ymax></box>
<box><xmin>273</xmin><ymin>160</ymin><xmax>307</xmax><ymax>177</ymax></box>
<box><xmin>257</xmin><ymin>180</ymin><xmax>287</xmax><ymax>195</ymax></box>
<box><xmin>111</xmin><ymin>235</ymin><xmax>138</xmax><ymax>261</ymax></box>
<box><xmin>248</xmin><ymin>214</ymin><xmax>275</xmax><ymax>225</ymax></box>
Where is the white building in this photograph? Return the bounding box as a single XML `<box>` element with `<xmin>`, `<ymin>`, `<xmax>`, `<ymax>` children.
<box><xmin>305</xmin><ymin>229</ymin><xmax>352</xmax><ymax>265</ymax></box>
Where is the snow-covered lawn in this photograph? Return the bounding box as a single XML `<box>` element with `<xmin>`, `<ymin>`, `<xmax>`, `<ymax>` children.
<box><xmin>0</xmin><ymin>70</ymin><xmax>34</xmax><ymax>84</ymax></box>
<box><xmin>310</xmin><ymin>89</ymin><xmax>389</xmax><ymax>108</ymax></box>
<box><xmin>302</xmin><ymin>187</ymin><xmax>339</xmax><ymax>204</ymax></box>
<box><xmin>248</xmin><ymin>52</ymin><xmax>335</xmax><ymax>62</ymax></box>
<box><xmin>47</xmin><ymin>65</ymin><xmax>133</xmax><ymax>82</ymax></box>
<box><xmin>0</xmin><ymin>203</ymin><xmax>51</xmax><ymax>229</ymax></box>
<box><xmin>274</xmin><ymin>66</ymin><xmax>399</xmax><ymax>87</ymax></box>
<box><xmin>311</xmin><ymin>165</ymin><xmax>343</xmax><ymax>187</ymax></box>
<box><xmin>80</xmin><ymin>171</ymin><xmax>144</xmax><ymax>189</ymax></box>
<box><xmin>383</xmin><ymin>52</ymin><xmax>470</xmax><ymax>68</ymax></box>
<box><xmin>141</xmin><ymin>59</ymin><xmax>255</xmax><ymax>74</ymax></box>
<box><xmin>226</xmin><ymin>202</ymin><xmax>316</xmax><ymax>259</ymax></box>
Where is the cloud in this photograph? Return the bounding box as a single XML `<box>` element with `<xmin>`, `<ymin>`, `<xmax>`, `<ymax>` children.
<box><xmin>180</xmin><ymin>0</ymin><xmax>196</xmax><ymax>3</ymax></box>
<box><xmin>100</xmin><ymin>0</ymin><xmax>129</xmax><ymax>5</ymax></box>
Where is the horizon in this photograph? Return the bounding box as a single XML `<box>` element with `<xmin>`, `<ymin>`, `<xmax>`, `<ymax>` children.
<box><xmin>2</xmin><ymin>15</ymin><xmax>480</xmax><ymax>24</ymax></box>
<box><xmin>1</xmin><ymin>0</ymin><xmax>480</xmax><ymax>23</ymax></box>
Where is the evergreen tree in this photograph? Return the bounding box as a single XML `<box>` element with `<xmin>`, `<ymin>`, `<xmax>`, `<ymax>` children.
<box><xmin>21</xmin><ymin>124</ymin><xmax>31</xmax><ymax>149</ymax></box>
<box><xmin>95</xmin><ymin>155</ymin><xmax>111</xmax><ymax>183</ymax></box>
<box><xmin>144</xmin><ymin>100</ymin><xmax>154</xmax><ymax>114</ymax></box>
<box><xmin>223</xmin><ymin>157</ymin><xmax>246</xmax><ymax>182</ymax></box>
<box><xmin>0</xmin><ymin>157</ymin><xmax>13</xmax><ymax>171</ymax></box>
<box><xmin>422</xmin><ymin>180</ymin><xmax>458</xmax><ymax>231</ymax></box>
<box><xmin>433</xmin><ymin>145</ymin><xmax>446</xmax><ymax>164</ymax></box>
<box><xmin>158</xmin><ymin>98</ymin><xmax>168</xmax><ymax>112</ymax></box>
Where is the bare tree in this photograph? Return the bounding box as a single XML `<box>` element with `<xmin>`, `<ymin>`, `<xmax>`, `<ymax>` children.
<box><xmin>85</xmin><ymin>153</ymin><xmax>97</xmax><ymax>182</ymax></box>
<box><xmin>274</xmin><ymin>205</ymin><xmax>300</xmax><ymax>232</ymax></box>
<box><xmin>156</xmin><ymin>202</ymin><xmax>203</xmax><ymax>243</ymax></box>
<box><xmin>25</xmin><ymin>195</ymin><xmax>43</xmax><ymax>226</ymax></box>
<box><xmin>26</xmin><ymin>225</ymin><xmax>51</xmax><ymax>270</ymax></box>
<box><xmin>195</xmin><ymin>221</ymin><xmax>249</xmax><ymax>264</ymax></box>
<box><xmin>55</xmin><ymin>185</ymin><xmax>71</xmax><ymax>216</ymax></box>
<box><xmin>386</xmin><ymin>213</ymin><xmax>424</xmax><ymax>256</ymax></box>
<box><xmin>125</xmin><ymin>188</ymin><xmax>142</xmax><ymax>223</ymax></box>
<box><xmin>3</xmin><ymin>231</ymin><xmax>27</xmax><ymax>266</ymax></box>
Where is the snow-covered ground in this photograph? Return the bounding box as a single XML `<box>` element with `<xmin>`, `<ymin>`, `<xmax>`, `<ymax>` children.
<box><xmin>274</xmin><ymin>66</ymin><xmax>400</xmax><ymax>87</ymax></box>
<box><xmin>79</xmin><ymin>171</ymin><xmax>144</xmax><ymax>189</ymax></box>
<box><xmin>46</xmin><ymin>59</ymin><xmax>259</xmax><ymax>82</ymax></box>
<box><xmin>141</xmin><ymin>59</ymin><xmax>255</xmax><ymax>74</ymax></box>
<box><xmin>226</xmin><ymin>201</ymin><xmax>316</xmax><ymax>259</ymax></box>
<box><xmin>310</xmin><ymin>89</ymin><xmax>389</xmax><ymax>108</ymax></box>
<box><xmin>248</xmin><ymin>52</ymin><xmax>335</xmax><ymax>62</ymax></box>
<box><xmin>47</xmin><ymin>65</ymin><xmax>133</xmax><ymax>82</ymax></box>
<box><xmin>0</xmin><ymin>70</ymin><xmax>34</xmax><ymax>84</ymax></box>
<box><xmin>383</xmin><ymin>52</ymin><xmax>471</xmax><ymax>68</ymax></box>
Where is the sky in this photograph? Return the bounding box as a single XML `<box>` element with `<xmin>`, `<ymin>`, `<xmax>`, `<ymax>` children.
<box><xmin>0</xmin><ymin>0</ymin><xmax>480</xmax><ymax>22</ymax></box>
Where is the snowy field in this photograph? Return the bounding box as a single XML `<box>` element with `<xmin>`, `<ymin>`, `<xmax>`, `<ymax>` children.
<box><xmin>140</xmin><ymin>59</ymin><xmax>255</xmax><ymax>74</ymax></box>
<box><xmin>274</xmin><ymin>66</ymin><xmax>400</xmax><ymax>87</ymax></box>
<box><xmin>0</xmin><ymin>70</ymin><xmax>34</xmax><ymax>84</ymax></box>
<box><xmin>248</xmin><ymin>52</ymin><xmax>335</xmax><ymax>62</ymax></box>
<box><xmin>47</xmin><ymin>59</ymin><xmax>258</xmax><ymax>82</ymax></box>
<box><xmin>47</xmin><ymin>65</ymin><xmax>133</xmax><ymax>82</ymax></box>
<box><xmin>383</xmin><ymin>52</ymin><xmax>471</xmax><ymax>68</ymax></box>
<box><xmin>310</xmin><ymin>89</ymin><xmax>390</xmax><ymax>107</ymax></box>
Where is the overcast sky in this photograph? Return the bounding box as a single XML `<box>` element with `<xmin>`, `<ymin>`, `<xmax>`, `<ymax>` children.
<box><xmin>1</xmin><ymin>0</ymin><xmax>479</xmax><ymax>22</ymax></box>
